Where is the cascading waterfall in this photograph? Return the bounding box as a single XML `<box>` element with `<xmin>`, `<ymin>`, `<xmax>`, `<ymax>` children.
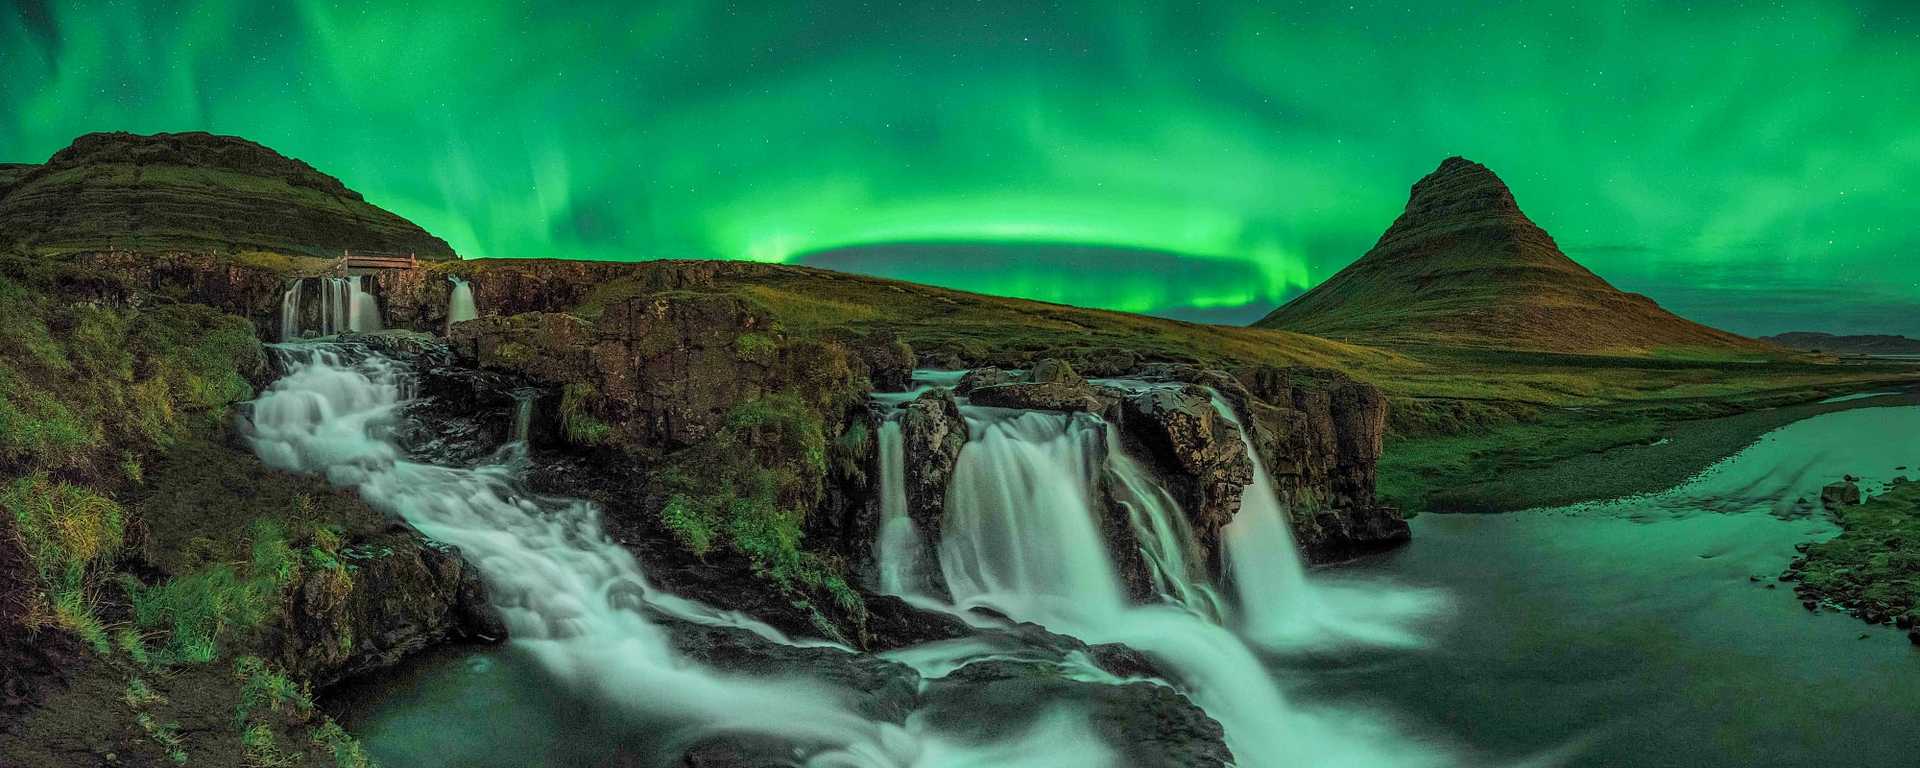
<box><xmin>448</xmin><ymin>276</ymin><xmax>478</xmax><ymax>326</ymax></box>
<box><xmin>509</xmin><ymin>388</ymin><xmax>535</xmax><ymax>444</ymax></box>
<box><xmin>1209</xmin><ymin>393</ymin><xmax>1440</xmax><ymax>650</ymax></box>
<box><xmin>279</xmin><ymin>279</ymin><xmax>303</xmax><ymax>342</ymax></box>
<box><xmin>901</xmin><ymin>393</ymin><xmax>1453</xmax><ymax>768</ymax></box>
<box><xmin>278</xmin><ymin>277</ymin><xmax>385</xmax><ymax>338</ymax></box>
<box><xmin>1103</xmin><ymin>423</ymin><xmax>1227</xmax><ymax>622</ymax></box>
<box><xmin>245</xmin><ymin>345</ymin><xmax>901</xmax><ymax>762</ymax></box>
<box><xmin>247</xmin><ymin>346</ymin><xmax>1115</xmax><ymax>767</ymax></box>
<box><xmin>873</xmin><ymin>415</ymin><xmax>927</xmax><ymax>598</ymax></box>
<box><xmin>347</xmin><ymin>276</ymin><xmax>383</xmax><ymax>333</ymax></box>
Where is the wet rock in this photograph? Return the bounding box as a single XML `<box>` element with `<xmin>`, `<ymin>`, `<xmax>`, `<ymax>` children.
<box><xmin>1115</xmin><ymin>383</ymin><xmax>1253</xmax><ymax>575</ymax></box>
<box><xmin>899</xmin><ymin>389</ymin><xmax>969</xmax><ymax>583</ymax></box>
<box><xmin>967</xmin><ymin>380</ymin><xmax>1109</xmax><ymax>412</ymax></box>
<box><xmin>920</xmin><ymin>659</ymin><xmax>1233</xmax><ymax>767</ymax></box>
<box><xmin>955</xmin><ymin>367</ymin><xmax>1014</xmax><ymax>394</ymax></box>
<box><xmin>1822</xmin><ymin>480</ymin><xmax>1863</xmax><ymax>509</ymax></box>
<box><xmin>662</xmin><ymin>618</ymin><xmax>920</xmax><ymax>723</ymax></box>
<box><xmin>1031</xmin><ymin>358</ymin><xmax>1084</xmax><ymax>386</ymax></box>
<box><xmin>277</xmin><ymin>533</ymin><xmax>500</xmax><ymax>688</ymax></box>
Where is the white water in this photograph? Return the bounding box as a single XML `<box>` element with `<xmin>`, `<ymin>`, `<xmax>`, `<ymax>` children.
<box><xmin>278</xmin><ymin>279</ymin><xmax>303</xmax><ymax>342</ymax></box>
<box><xmin>249</xmin><ymin>345</ymin><xmax>1117</xmax><ymax>767</ymax></box>
<box><xmin>509</xmin><ymin>388</ymin><xmax>535</xmax><ymax>444</ymax></box>
<box><xmin>873</xmin><ymin>416</ymin><xmax>931</xmax><ymax>598</ymax></box>
<box><xmin>448</xmin><ymin>276</ymin><xmax>478</xmax><ymax>326</ymax></box>
<box><xmin>279</xmin><ymin>277</ymin><xmax>384</xmax><ymax>339</ymax></box>
<box><xmin>876</xmin><ymin>392</ymin><xmax>1456</xmax><ymax>767</ymax></box>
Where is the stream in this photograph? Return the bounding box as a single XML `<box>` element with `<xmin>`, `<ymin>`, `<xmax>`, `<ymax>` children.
<box><xmin>291</xmin><ymin>347</ymin><xmax>1920</xmax><ymax>768</ymax></box>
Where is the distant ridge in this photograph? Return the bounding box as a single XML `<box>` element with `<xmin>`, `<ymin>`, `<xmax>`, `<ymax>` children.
<box><xmin>0</xmin><ymin>131</ymin><xmax>454</xmax><ymax>259</ymax></box>
<box><xmin>1258</xmin><ymin>157</ymin><xmax>1766</xmax><ymax>355</ymax></box>
<box><xmin>1763</xmin><ymin>332</ymin><xmax>1920</xmax><ymax>355</ymax></box>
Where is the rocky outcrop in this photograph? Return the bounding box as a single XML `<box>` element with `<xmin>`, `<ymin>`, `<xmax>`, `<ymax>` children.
<box><xmin>955</xmin><ymin>366</ymin><xmax>1015</xmax><ymax>394</ymax></box>
<box><xmin>1115</xmin><ymin>384</ymin><xmax>1253</xmax><ymax>574</ymax></box>
<box><xmin>1235</xmin><ymin>365</ymin><xmax>1408</xmax><ymax>563</ymax></box>
<box><xmin>451</xmin><ymin>293</ymin><xmax>779</xmax><ymax>455</ymax></box>
<box><xmin>65</xmin><ymin>250</ymin><xmax>290</xmax><ymax>339</ymax></box>
<box><xmin>1822</xmin><ymin>479</ymin><xmax>1863</xmax><ymax>509</ymax></box>
<box><xmin>967</xmin><ymin>359</ymin><xmax>1114</xmax><ymax>413</ymax></box>
<box><xmin>919</xmin><ymin>659</ymin><xmax>1232</xmax><ymax>767</ymax></box>
<box><xmin>275</xmin><ymin>534</ymin><xmax>499</xmax><ymax>689</ymax></box>
<box><xmin>898</xmin><ymin>389</ymin><xmax>969</xmax><ymax>576</ymax></box>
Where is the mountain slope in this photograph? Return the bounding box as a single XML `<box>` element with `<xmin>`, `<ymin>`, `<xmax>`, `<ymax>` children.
<box><xmin>1258</xmin><ymin>157</ymin><xmax>1765</xmax><ymax>355</ymax></box>
<box><xmin>1763</xmin><ymin>332</ymin><xmax>1920</xmax><ymax>355</ymax></box>
<box><xmin>0</xmin><ymin>131</ymin><xmax>454</xmax><ymax>259</ymax></box>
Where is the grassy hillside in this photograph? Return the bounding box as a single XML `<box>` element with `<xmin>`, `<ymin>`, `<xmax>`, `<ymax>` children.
<box><xmin>0</xmin><ymin>132</ymin><xmax>454</xmax><ymax>260</ymax></box>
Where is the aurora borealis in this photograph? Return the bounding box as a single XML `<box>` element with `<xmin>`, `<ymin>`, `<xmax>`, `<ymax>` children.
<box><xmin>3</xmin><ymin>1</ymin><xmax>1917</xmax><ymax>334</ymax></box>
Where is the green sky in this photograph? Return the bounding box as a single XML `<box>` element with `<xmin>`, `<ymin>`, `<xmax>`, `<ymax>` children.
<box><xmin>3</xmin><ymin>0</ymin><xmax>1916</xmax><ymax>333</ymax></box>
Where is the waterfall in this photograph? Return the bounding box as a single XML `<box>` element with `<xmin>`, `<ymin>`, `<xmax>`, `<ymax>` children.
<box><xmin>448</xmin><ymin>276</ymin><xmax>478</xmax><ymax>326</ymax></box>
<box><xmin>919</xmin><ymin>400</ymin><xmax>1451</xmax><ymax>768</ymax></box>
<box><xmin>245</xmin><ymin>345</ymin><xmax>898</xmax><ymax>761</ymax></box>
<box><xmin>873</xmin><ymin>415</ymin><xmax>927</xmax><ymax>597</ymax></box>
<box><xmin>1209</xmin><ymin>394</ymin><xmax>1440</xmax><ymax>650</ymax></box>
<box><xmin>245</xmin><ymin>345</ymin><xmax>1117</xmax><ymax>766</ymax></box>
<box><xmin>347</xmin><ymin>276</ymin><xmax>384</xmax><ymax>333</ymax></box>
<box><xmin>1104</xmin><ymin>423</ymin><xmax>1227</xmax><ymax>622</ymax></box>
<box><xmin>278</xmin><ymin>280</ymin><xmax>302</xmax><ymax>342</ymax></box>
<box><xmin>509</xmin><ymin>388</ymin><xmax>535</xmax><ymax>444</ymax></box>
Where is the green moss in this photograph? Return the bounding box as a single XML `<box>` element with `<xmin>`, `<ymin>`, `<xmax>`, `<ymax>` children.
<box><xmin>560</xmin><ymin>383</ymin><xmax>615</xmax><ymax>447</ymax></box>
<box><xmin>656</xmin><ymin>394</ymin><xmax>855</xmax><ymax>603</ymax></box>
<box><xmin>735</xmin><ymin>332</ymin><xmax>778</xmax><ymax>366</ymax></box>
<box><xmin>126</xmin><ymin>523</ymin><xmax>300</xmax><ymax>665</ymax></box>
<box><xmin>1377</xmin><ymin>411</ymin><xmax>1661</xmax><ymax>513</ymax></box>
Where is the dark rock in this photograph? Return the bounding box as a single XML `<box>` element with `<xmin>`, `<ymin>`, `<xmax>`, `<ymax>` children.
<box><xmin>920</xmin><ymin>659</ymin><xmax>1233</xmax><ymax>767</ymax></box>
<box><xmin>898</xmin><ymin>389</ymin><xmax>969</xmax><ymax>585</ymax></box>
<box><xmin>1031</xmin><ymin>358</ymin><xmax>1084</xmax><ymax>386</ymax></box>
<box><xmin>277</xmin><ymin>533</ymin><xmax>500</xmax><ymax>689</ymax></box>
<box><xmin>967</xmin><ymin>381</ymin><xmax>1109</xmax><ymax>412</ymax></box>
<box><xmin>1115</xmin><ymin>384</ymin><xmax>1252</xmax><ymax>578</ymax></box>
<box><xmin>955</xmin><ymin>367</ymin><xmax>1014</xmax><ymax>394</ymax></box>
<box><xmin>663</xmin><ymin>617</ymin><xmax>921</xmax><ymax>723</ymax></box>
<box><xmin>1822</xmin><ymin>480</ymin><xmax>1863</xmax><ymax>509</ymax></box>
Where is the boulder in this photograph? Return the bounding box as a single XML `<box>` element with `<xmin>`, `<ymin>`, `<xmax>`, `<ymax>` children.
<box><xmin>1031</xmin><ymin>358</ymin><xmax>1085</xmax><ymax>386</ymax></box>
<box><xmin>1116</xmin><ymin>384</ymin><xmax>1253</xmax><ymax>575</ymax></box>
<box><xmin>967</xmin><ymin>381</ymin><xmax>1109</xmax><ymax>412</ymax></box>
<box><xmin>1822</xmin><ymin>480</ymin><xmax>1863</xmax><ymax>509</ymax></box>
<box><xmin>955</xmin><ymin>367</ymin><xmax>1014</xmax><ymax>394</ymax></box>
<box><xmin>275</xmin><ymin>533</ymin><xmax>499</xmax><ymax>689</ymax></box>
<box><xmin>919</xmin><ymin>659</ymin><xmax>1233</xmax><ymax>767</ymax></box>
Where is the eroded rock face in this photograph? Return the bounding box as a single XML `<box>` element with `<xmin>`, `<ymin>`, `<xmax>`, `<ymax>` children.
<box><xmin>1234</xmin><ymin>365</ymin><xmax>1409</xmax><ymax>563</ymax></box>
<box><xmin>1116</xmin><ymin>384</ymin><xmax>1253</xmax><ymax>575</ymax></box>
<box><xmin>276</xmin><ymin>534</ymin><xmax>499</xmax><ymax>689</ymax></box>
<box><xmin>899</xmin><ymin>389</ymin><xmax>969</xmax><ymax>572</ymax></box>
<box><xmin>450</xmin><ymin>294</ymin><xmax>777</xmax><ymax>455</ymax></box>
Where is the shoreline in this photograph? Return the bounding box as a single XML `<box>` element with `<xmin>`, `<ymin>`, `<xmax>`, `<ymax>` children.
<box><xmin>1422</xmin><ymin>386</ymin><xmax>1920</xmax><ymax>514</ymax></box>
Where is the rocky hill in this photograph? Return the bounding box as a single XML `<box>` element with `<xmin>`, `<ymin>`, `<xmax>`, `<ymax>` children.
<box><xmin>1764</xmin><ymin>332</ymin><xmax>1920</xmax><ymax>355</ymax></box>
<box><xmin>1258</xmin><ymin>157</ymin><xmax>1769</xmax><ymax>356</ymax></box>
<box><xmin>0</xmin><ymin>132</ymin><xmax>454</xmax><ymax>259</ymax></box>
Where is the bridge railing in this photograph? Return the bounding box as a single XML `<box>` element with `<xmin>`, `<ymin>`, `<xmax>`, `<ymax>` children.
<box><xmin>340</xmin><ymin>250</ymin><xmax>417</xmax><ymax>270</ymax></box>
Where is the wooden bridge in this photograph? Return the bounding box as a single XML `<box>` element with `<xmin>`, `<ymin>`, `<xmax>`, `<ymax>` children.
<box><xmin>339</xmin><ymin>249</ymin><xmax>418</xmax><ymax>271</ymax></box>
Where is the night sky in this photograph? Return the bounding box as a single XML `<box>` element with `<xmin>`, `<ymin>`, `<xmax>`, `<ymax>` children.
<box><xmin>4</xmin><ymin>1</ymin><xmax>1917</xmax><ymax>334</ymax></box>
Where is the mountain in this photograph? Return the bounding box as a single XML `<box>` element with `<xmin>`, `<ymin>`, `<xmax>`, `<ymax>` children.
<box><xmin>1763</xmin><ymin>332</ymin><xmax>1920</xmax><ymax>355</ymax></box>
<box><xmin>1257</xmin><ymin>157</ymin><xmax>1765</xmax><ymax>355</ymax></box>
<box><xmin>0</xmin><ymin>131</ymin><xmax>454</xmax><ymax>259</ymax></box>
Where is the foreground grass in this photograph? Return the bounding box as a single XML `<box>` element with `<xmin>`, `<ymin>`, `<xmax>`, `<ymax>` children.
<box><xmin>1</xmin><ymin>255</ymin><xmax>379</xmax><ymax>766</ymax></box>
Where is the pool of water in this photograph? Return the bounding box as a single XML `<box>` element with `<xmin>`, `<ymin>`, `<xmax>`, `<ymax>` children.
<box><xmin>1288</xmin><ymin>405</ymin><xmax>1920</xmax><ymax>767</ymax></box>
